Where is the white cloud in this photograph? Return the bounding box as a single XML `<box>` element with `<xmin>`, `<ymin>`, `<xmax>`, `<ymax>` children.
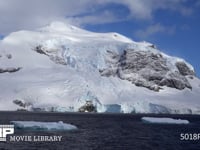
<box><xmin>135</xmin><ymin>23</ymin><xmax>175</xmax><ymax>39</ymax></box>
<box><xmin>0</xmin><ymin>0</ymin><xmax>97</xmax><ymax>34</ymax></box>
<box><xmin>0</xmin><ymin>0</ymin><xmax>194</xmax><ymax>35</ymax></box>
<box><xmin>104</xmin><ymin>0</ymin><xmax>193</xmax><ymax>19</ymax></box>
<box><xmin>66</xmin><ymin>10</ymin><xmax>122</xmax><ymax>27</ymax></box>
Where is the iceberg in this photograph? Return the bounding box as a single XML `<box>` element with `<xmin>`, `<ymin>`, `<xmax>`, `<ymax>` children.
<box><xmin>141</xmin><ymin>117</ymin><xmax>189</xmax><ymax>124</ymax></box>
<box><xmin>11</xmin><ymin>121</ymin><xmax>77</xmax><ymax>131</ymax></box>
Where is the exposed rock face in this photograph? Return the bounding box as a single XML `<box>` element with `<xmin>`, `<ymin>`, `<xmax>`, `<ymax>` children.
<box><xmin>0</xmin><ymin>52</ymin><xmax>21</xmax><ymax>73</ymax></box>
<box><xmin>35</xmin><ymin>45</ymin><xmax>48</xmax><ymax>55</ymax></box>
<box><xmin>0</xmin><ymin>53</ymin><xmax>21</xmax><ymax>73</ymax></box>
<box><xmin>0</xmin><ymin>53</ymin><xmax>12</xmax><ymax>59</ymax></box>
<box><xmin>49</xmin><ymin>55</ymin><xmax>67</xmax><ymax>65</ymax></box>
<box><xmin>33</xmin><ymin>44</ymin><xmax>194</xmax><ymax>92</ymax></box>
<box><xmin>6</xmin><ymin>54</ymin><xmax>12</xmax><ymax>59</ymax></box>
<box><xmin>176</xmin><ymin>61</ymin><xmax>195</xmax><ymax>76</ymax></box>
<box><xmin>78</xmin><ymin>101</ymin><xmax>97</xmax><ymax>112</ymax></box>
<box><xmin>34</xmin><ymin>45</ymin><xmax>67</xmax><ymax>65</ymax></box>
<box><xmin>100</xmin><ymin>49</ymin><xmax>193</xmax><ymax>91</ymax></box>
<box><xmin>13</xmin><ymin>99</ymin><xmax>32</xmax><ymax>109</ymax></box>
<box><xmin>0</xmin><ymin>67</ymin><xmax>21</xmax><ymax>73</ymax></box>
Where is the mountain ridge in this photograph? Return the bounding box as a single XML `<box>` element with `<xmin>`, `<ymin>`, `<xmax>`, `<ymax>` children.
<box><xmin>0</xmin><ymin>21</ymin><xmax>199</xmax><ymax>114</ymax></box>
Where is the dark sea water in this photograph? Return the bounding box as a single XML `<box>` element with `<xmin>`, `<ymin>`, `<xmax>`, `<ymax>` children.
<box><xmin>0</xmin><ymin>111</ymin><xmax>200</xmax><ymax>150</ymax></box>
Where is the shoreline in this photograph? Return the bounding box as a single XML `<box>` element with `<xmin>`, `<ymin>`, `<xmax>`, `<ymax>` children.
<box><xmin>0</xmin><ymin>110</ymin><xmax>199</xmax><ymax>117</ymax></box>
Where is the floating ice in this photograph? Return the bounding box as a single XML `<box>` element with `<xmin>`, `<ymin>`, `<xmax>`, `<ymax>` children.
<box><xmin>141</xmin><ymin>117</ymin><xmax>189</xmax><ymax>124</ymax></box>
<box><xmin>11</xmin><ymin>121</ymin><xmax>78</xmax><ymax>131</ymax></box>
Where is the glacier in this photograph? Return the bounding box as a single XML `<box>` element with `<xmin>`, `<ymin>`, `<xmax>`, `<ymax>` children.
<box><xmin>0</xmin><ymin>21</ymin><xmax>200</xmax><ymax>114</ymax></box>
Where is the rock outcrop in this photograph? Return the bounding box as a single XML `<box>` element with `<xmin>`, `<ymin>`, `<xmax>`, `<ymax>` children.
<box><xmin>0</xmin><ymin>67</ymin><xmax>21</xmax><ymax>73</ymax></box>
<box><xmin>34</xmin><ymin>45</ymin><xmax>67</xmax><ymax>65</ymax></box>
<box><xmin>78</xmin><ymin>101</ymin><xmax>97</xmax><ymax>112</ymax></box>
<box><xmin>175</xmin><ymin>61</ymin><xmax>195</xmax><ymax>76</ymax></box>
<box><xmin>13</xmin><ymin>99</ymin><xmax>32</xmax><ymax>110</ymax></box>
<box><xmin>100</xmin><ymin>49</ymin><xmax>193</xmax><ymax>91</ymax></box>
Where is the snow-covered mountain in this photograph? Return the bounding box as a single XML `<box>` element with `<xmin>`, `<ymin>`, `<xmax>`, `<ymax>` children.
<box><xmin>0</xmin><ymin>21</ymin><xmax>200</xmax><ymax>114</ymax></box>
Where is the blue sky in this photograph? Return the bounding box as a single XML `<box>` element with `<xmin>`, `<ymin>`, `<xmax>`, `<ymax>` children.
<box><xmin>0</xmin><ymin>0</ymin><xmax>199</xmax><ymax>76</ymax></box>
<box><xmin>83</xmin><ymin>1</ymin><xmax>200</xmax><ymax>76</ymax></box>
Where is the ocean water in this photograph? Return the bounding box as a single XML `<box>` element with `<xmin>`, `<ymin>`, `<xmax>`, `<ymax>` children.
<box><xmin>0</xmin><ymin>111</ymin><xmax>200</xmax><ymax>150</ymax></box>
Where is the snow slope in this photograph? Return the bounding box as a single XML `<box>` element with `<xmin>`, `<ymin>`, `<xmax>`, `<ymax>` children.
<box><xmin>0</xmin><ymin>21</ymin><xmax>200</xmax><ymax>114</ymax></box>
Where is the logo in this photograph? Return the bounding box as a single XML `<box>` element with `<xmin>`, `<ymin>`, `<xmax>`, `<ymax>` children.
<box><xmin>0</xmin><ymin>125</ymin><xmax>14</xmax><ymax>141</ymax></box>
<box><xmin>0</xmin><ymin>124</ymin><xmax>62</xmax><ymax>142</ymax></box>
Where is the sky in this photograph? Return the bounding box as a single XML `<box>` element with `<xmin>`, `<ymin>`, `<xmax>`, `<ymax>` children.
<box><xmin>0</xmin><ymin>0</ymin><xmax>199</xmax><ymax>76</ymax></box>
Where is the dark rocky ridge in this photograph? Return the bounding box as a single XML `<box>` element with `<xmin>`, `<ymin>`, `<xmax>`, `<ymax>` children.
<box><xmin>0</xmin><ymin>53</ymin><xmax>21</xmax><ymax>73</ymax></box>
<box><xmin>0</xmin><ymin>67</ymin><xmax>21</xmax><ymax>73</ymax></box>
<box><xmin>100</xmin><ymin>49</ymin><xmax>194</xmax><ymax>91</ymax></box>
<box><xmin>34</xmin><ymin>45</ymin><xmax>67</xmax><ymax>65</ymax></box>
<box><xmin>176</xmin><ymin>61</ymin><xmax>195</xmax><ymax>76</ymax></box>
<box><xmin>78</xmin><ymin>101</ymin><xmax>97</xmax><ymax>113</ymax></box>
